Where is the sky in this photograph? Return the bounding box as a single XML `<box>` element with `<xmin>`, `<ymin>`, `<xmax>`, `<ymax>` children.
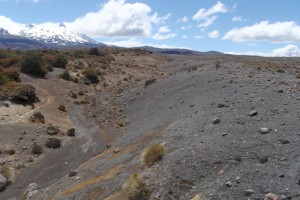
<box><xmin>1</xmin><ymin>0</ymin><xmax>300</xmax><ymax>56</ymax></box>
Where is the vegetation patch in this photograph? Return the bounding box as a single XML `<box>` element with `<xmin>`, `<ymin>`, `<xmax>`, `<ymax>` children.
<box><xmin>123</xmin><ymin>173</ymin><xmax>150</xmax><ymax>200</ymax></box>
<box><xmin>0</xmin><ymin>165</ymin><xmax>15</xmax><ymax>185</ymax></box>
<box><xmin>142</xmin><ymin>144</ymin><xmax>165</xmax><ymax>167</ymax></box>
<box><xmin>21</xmin><ymin>51</ymin><xmax>47</xmax><ymax>78</ymax></box>
<box><xmin>30</xmin><ymin>111</ymin><xmax>45</xmax><ymax>123</ymax></box>
<box><xmin>82</xmin><ymin>68</ymin><xmax>99</xmax><ymax>84</ymax></box>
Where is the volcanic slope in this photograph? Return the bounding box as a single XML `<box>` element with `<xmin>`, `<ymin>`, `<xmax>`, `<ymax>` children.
<box><xmin>5</xmin><ymin>53</ymin><xmax>300</xmax><ymax>200</ymax></box>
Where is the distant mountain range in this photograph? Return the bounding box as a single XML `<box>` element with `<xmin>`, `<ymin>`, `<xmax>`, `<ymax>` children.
<box><xmin>137</xmin><ymin>46</ymin><xmax>224</xmax><ymax>56</ymax></box>
<box><xmin>0</xmin><ymin>24</ymin><xmax>105</xmax><ymax>50</ymax></box>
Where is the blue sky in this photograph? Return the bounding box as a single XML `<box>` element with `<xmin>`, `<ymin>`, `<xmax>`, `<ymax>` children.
<box><xmin>1</xmin><ymin>0</ymin><xmax>300</xmax><ymax>56</ymax></box>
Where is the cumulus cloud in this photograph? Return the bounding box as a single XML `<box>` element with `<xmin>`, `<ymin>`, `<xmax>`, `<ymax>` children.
<box><xmin>226</xmin><ymin>44</ymin><xmax>300</xmax><ymax>57</ymax></box>
<box><xmin>208</xmin><ymin>30</ymin><xmax>219</xmax><ymax>39</ymax></box>
<box><xmin>152</xmin><ymin>26</ymin><xmax>176</xmax><ymax>40</ymax></box>
<box><xmin>223</xmin><ymin>21</ymin><xmax>300</xmax><ymax>43</ymax></box>
<box><xmin>193</xmin><ymin>1</ymin><xmax>227</xmax><ymax>28</ymax></box>
<box><xmin>66</xmin><ymin>0</ymin><xmax>165</xmax><ymax>38</ymax></box>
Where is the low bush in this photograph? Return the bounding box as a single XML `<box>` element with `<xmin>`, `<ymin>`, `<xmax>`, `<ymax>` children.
<box><xmin>31</xmin><ymin>144</ymin><xmax>43</xmax><ymax>155</ymax></box>
<box><xmin>142</xmin><ymin>144</ymin><xmax>165</xmax><ymax>167</ymax></box>
<box><xmin>51</xmin><ymin>55</ymin><xmax>68</xmax><ymax>68</ymax></box>
<box><xmin>30</xmin><ymin>111</ymin><xmax>45</xmax><ymax>123</ymax></box>
<box><xmin>0</xmin><ymin>67</ymin><xmax>20</xmax><ymax>85</ymax></box>
<box><xmin>82</xmin><ymin>68</ymin><xmax>99</xmax><ymax>84</ymax></box>
<box><xmin>89</xmin><ymin>47</ymin><xmax>100</xmax><ymax>56</ymax></box>
<box><xmin>20</xmin><ymin>51</ymin><xmax>47</xmax><ymax>78</ymax></box>
<box><xmin>123</xmin><ymin>174</ymin><xmax>150</xmax><ymax>200</ymax></box>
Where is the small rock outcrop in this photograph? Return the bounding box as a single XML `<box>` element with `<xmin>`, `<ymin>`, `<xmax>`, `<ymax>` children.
<box><xmin>67</xmin><ymin>128</ymin><xmax>76</xmax><ymax>137</ymax></box>
<box><xmin>45</xmin><ymin>138</ymin><xmax>61</xmax><ymax>149</ymax></box>
<box><xmin>0</xmin><ymin>174</ymin><xmax>7</xmax><ymax>192</ymax></box>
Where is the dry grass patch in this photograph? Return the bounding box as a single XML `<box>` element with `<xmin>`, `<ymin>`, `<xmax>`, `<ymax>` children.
<box><xmin>123</xmin><ymin>174</ymin><xmax>150</xmax><ymax>200</ymax></box>
<box><xmin>142</xmin><ymin>144</ymin><xmax>165</xmax><ymax>167</ymax></box>
<box><xmin>0</xmin><ymin>164</ymin><xmax>15</xmax><ymax>185</ymax></box>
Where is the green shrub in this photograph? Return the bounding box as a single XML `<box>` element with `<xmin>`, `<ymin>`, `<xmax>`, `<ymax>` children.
<box><xmin>123</xmin><ymin>174</ymin><xmax>150</xmax><ymax>200</ymax></box>
<box><xmin>89</xmin><ymin>47</ymin><xmax>100</xmax><ymax>56</ymax></box>
<box><xmin>142</xmin><ymin>144</ymin><xmax>165</xmax><ymax>167</ymax></box>
<box><xmin>0</xmin><ymin>67</ymin><xmax>20</xmax><ymax>85</ymax></box>
<box><xmin>21</xmin><ymin>51</ymin><xmax>47</xmax><ymax>78</ymax></box>
<box><xmin>82</xmin><ymin>68</ymin><xmax>99</xmax><ymax>83</ymax></box>
<box><xmin>52</xmin><ymin>55</ymin><xmax>68</xmax><ymax>68</ymax></box>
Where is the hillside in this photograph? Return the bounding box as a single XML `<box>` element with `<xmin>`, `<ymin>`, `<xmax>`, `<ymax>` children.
<box><xmin>0</xmin><ymin>48</ymin><xmax>300</xmax><ymax>200</ymax></box>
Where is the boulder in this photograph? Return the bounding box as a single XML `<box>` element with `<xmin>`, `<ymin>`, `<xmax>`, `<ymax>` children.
<box><xmin>45</xmin><ymin>138</ymin><xmax>61</xmax><ymax>149</ymax></box>
<box><xmin>23</xmin><ymin>183</ymin><xmax>41</xmax><ymax>199</ymax></box>
<box><xmin>0</xmin><ymin>174</ymin><xmax>7</xmax><ymax>192</ymax></box>
<box><xmin>67</xmin><ymin>128</ymin><xmax>75</xmax><ymax>137</ymax></box>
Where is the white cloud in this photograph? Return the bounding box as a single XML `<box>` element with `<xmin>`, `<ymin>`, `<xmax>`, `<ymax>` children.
<box><xmin>208</xmin><ymin>30</ymin><xmax>219</xmax><ymax>39</ymax></box>
<box><xmin>66</xmin><ymin>0</ymin><xmax>163</xmax><ymax>38</ymax></box>
<box><xmin>232</xmin><ymin>16</ymin><xmax>246</xmax><ymax>22</ymax></box>
<box><xmin>193</xmin><ymin>1</ymin><xmax>227</xmax><ymax>28</ymax></box>
<box><xmin>104</xmin><ymin>38</ymin><xmax>187</xmax><ymax>49</ymax></box>
<box><xmin>157</xmin><ymin>26</ymin><xmax>170</xmax><ymax>33</ymax></box>
<box><xmin>182</xmin><ymin>35</ymin><xmax>187</xmax><ymax>39</ymax></box>
<box><xmin>152</xmin><ymin>26</ymin><xmax>176</xmax><ymax>40</ymax></box>
<box><xmin>226</xmin><ymin>44</ymin><xmax>300</xmax><ymax>57</ymax></box>
<box><xmin>152</xmin><ymin>32</ymin><xmax>176</xmax><ymax>40</ymax></box>
<box><xmin>0</xmin><ymin>16</ymin><xmax>25</xmax><ymax>34</ymax></box>
<box><xmin>198</xmin><ymin>16</ymin><xmax>217</xmax><ymax>28</ymax></box>
<box><xmin>223</xmin><ymin>21</ymin><xmax>300</xmax><ymax>43</ymax></box>
<box><xmin>178</xmin><ymin>16</ymin><xmax>188</xmax><ymax>23</ymax></box>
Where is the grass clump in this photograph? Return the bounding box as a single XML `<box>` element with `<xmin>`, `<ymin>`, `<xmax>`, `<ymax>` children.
<box><xmin>82</xmin><ymin>68</ymin><xmax>99</xmax><ymax>84</ymax></box>
<box><xmin>123</xmin><ymin>173</ymin><xmax>150</xmax><ymax>200</ymax></box>
<box><xmin>142</xmin><ymin>144</ymin><xmax>165</xmax><ymax>167</ymax></box>
<box><xmin>0</xmin><ymin>164</ymin><xmax>15</xmax><ymax>185</ymax></box>
<box><xmin>30</xmin><ymin>111</ymin><xmax>45</xmax><ymax>123</ymax></box>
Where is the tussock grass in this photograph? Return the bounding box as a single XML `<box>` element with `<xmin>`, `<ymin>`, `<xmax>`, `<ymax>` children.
<box><xmin>123</xmin><ymin>173</ymin><xmax>150</xmax><ymax>200</ymax></box>
<box><xmin>142</xmin><ymin>144</ymin><xmax>165</xmax><ymax>167</ymax></box>
<box><xmin>1</xmin><ymin>164</ymin><xmax>15</xmax><ymax>185</ymax></box>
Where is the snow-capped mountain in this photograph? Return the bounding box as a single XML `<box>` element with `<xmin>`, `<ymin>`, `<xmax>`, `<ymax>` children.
<box><xmin>0</xmin><ymin>28</ymin><xmax>9</xmax><ymax>35</ymax></box>
<box><xmin>0</xmin><ymin>23</ymin><xmax>105</xmax><ymax>49</ymax></box>
<box><xmin>18</xmin><ymin>23</ymin><xmax>102</xmax><ymax>46</ymax></box>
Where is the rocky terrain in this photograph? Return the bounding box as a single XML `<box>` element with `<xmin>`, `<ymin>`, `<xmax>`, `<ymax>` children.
<box><xmin>0</xmin><ymin>48</ymin><xmax>300</xmax><ymax>200</ymax></box>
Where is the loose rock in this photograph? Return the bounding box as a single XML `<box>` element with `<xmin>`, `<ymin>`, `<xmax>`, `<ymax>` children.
<box><xmin>264</xmin><ymin>192</ymin><xmax>279</xmax><ymax>200</ymax></box>
<box><xmin>67</xmin><ymin>128</ymin><xmax>76</xmax><ymax>137</ymax></box>
<box><xmin>68</xmin><ymin>170</ymin><xmax>78</xmax><ymax>177</ymax></box>
<box><xmin>244</xmin><ymin>189</ymin><xmax>253</xmax><ymax>196</ymax></box>
<box><xmin>0</xmin><ymin>174</ymin><xmax>7</xmax><ymax>192</ymax></box>
<box><xmin>213</xmin><ymin>118</ymin><xmax>220</xmax><ymax>124</ymax></box>
<box><xmin>249</xmin><ymin>110</ymin><xmax>258</xmax><ymax>116</ymax></box>
<box><xmin>260</xmin><ymin>127</ymin><xmax>271</xmax><ymax>134</ymax></box>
